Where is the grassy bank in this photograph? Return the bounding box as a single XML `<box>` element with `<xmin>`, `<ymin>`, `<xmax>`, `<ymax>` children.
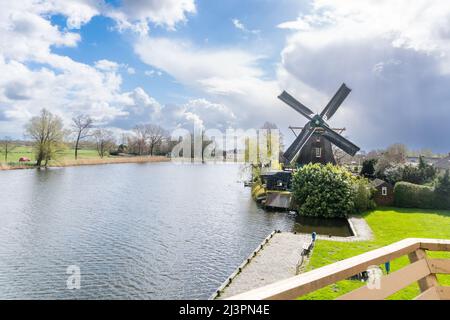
<box><xmin>0</xmin><ymin>146</ymin><xmax>169</xmax><ymax>170</ymax></box>
<box><xmin>300</xmin><ymin>207</ymin><xmax>450</xmax><ymax>300</ymax></box>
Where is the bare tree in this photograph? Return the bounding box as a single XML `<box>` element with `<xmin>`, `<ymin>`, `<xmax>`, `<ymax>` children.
<box><xmin>72</xmin><ymin>115</ymin><xmax>93</xmax><ymax>160</ymax></box>
<box><xmin>133</xmin><ymin>125</ymin><xmax>149</xmax><ymax>155</ymax></box>
<box><xmin>93</xmin><ymin>129</ymin><xmax>115</xmax><ymax>158</ymax></box>
<box><xmin>146</xmin><ymin>124</ymin><xmax>166</xmax><ymax>156</ymax></box>
<box><xmin>24</xmin><ymin>109</ymin><xmax>66</xmax><ymax>167</ymax></box>
<box><xmin>332</xmin><ymin>145</ymin><xmax>349</xmax><ymax>165</ymax></box>
<box><xmin>0</xmin><ymin>136</ymin><xmax>16</xmax><ymax>162</ymax></box>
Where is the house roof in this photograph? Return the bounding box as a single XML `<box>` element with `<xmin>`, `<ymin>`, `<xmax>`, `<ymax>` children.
<box><xmin>371</xmin><ymin>178</ymin><xmax>389</xmax><ymax>188</ymax></box>
<box><xmin>434</xmin><ymin>156</ymin><xmax>450</xmax><ymax>170</ymax></box>
<box><xmin>260</xmin><ymin>171</ymin><xmax>292</xmax><ymax>177</ymax></box>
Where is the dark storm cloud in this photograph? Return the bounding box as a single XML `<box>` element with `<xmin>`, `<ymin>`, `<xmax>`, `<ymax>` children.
<box><xmin>282</xmin><ymin>37</ymin><xmax>450</xmax><ymax>152</ymax></box>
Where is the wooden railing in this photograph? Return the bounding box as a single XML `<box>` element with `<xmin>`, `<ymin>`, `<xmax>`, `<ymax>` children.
<box><xmin>227</xmin><ymin>238</ymin><xmax>450</xmax><ymax>300</ymax></box>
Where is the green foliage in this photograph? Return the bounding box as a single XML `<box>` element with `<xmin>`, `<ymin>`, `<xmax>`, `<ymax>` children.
<box><xmin>395</xmin><ymin>175</ymin><xmax>450</xmax><ymax>210</ymax></box>
<box><xmin>384</xmin><ymin>165</ymin><xmax>404</xmax><ymax>185</ymax></box>
<box><xmin>292</xmin><ymin>164</ymin><xmax>371</xmax><ymax>218</ymax></box>
<box><xmin>353</xmin><ymin>177</ymin><xmax>376</xmax><ymax>213</ymax></box>
<box><xmin>383</xmin><ymin>161</ymin><xmax>436</xmax><ymax>186</ymax></box>
<box><xmin>360</xmin><ymin>159</ymin><xmax>377</xmax><ymax>178</ymax></box>
<box><xmin>436</xmin><ymin>169</ymin><xmax>450</xmax><ymax>195</ymax></box>
<box><xmin>394</xmin><ymin>182</ymin><xmax>435</xmax><ymax>209</ymax></box>
<box><xmin>435</xmin><ymin>170</ymin><xmax>450</xmax><ymax>208</ymax></box>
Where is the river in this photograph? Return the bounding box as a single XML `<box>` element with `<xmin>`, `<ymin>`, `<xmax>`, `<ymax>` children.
<box><xmin>0</xmin><ymin>163</ymin><xmax>308</xmax><ymax>299</ymax></box>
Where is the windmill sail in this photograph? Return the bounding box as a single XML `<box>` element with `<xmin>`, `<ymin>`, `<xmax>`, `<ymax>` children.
<box><xmin>278</xmin><ymin>91</ymin><xmax>314</xmax><ymax>120</ymax></box>
<box><xmin>321</xmin><ymin>126</ymin><xmax>360</xmax><ymax>156</ymax></box>
<box><xmin>283</xmin><ymin>124</ymin><xmax>316</xmax><ymax>163</ymax></box>
<box><xmin>320</xmin><ymin>83</ymin><xmax>351</xmax><ymax>120</ymax></box>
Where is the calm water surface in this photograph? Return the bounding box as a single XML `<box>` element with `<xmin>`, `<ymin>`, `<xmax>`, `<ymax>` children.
<box><xmin>0</xmin><ymin>163</ymin><xmax>350</xmax><ymax>299</ymax></box>
<box><xmin>0</xmin><ymin>163</ymin><xmax>299</xmax><ymax>299</ymax></box>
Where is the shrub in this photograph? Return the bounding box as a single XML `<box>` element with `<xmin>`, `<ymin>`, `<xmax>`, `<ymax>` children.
<box><xmin>394</xmin><ymin>182</ymin><xmax>435</xmax><ymax>209</ymax></box>
<box><xmin>353</xmin><ymin>177</ymin><xmax>376</xmax><ymax>213</ymax></box>
<box><xmin>435</xmin><ymin>170</ymin><xmax>450</xmax><ymax>208</ymax></box>
<box><xmin>292</xmin><ymin>164</ymin><xmax>356</xmax><ymax>218</ymax></box>
<box><xmin>384</xmin><ymin>164</ymin><xmax>404</xmax><ymax>185</ymax></box>
<box><xmin>360</xmin><ymin>159</ymin><xmax>377</xmax><ymax>178</ymax></box>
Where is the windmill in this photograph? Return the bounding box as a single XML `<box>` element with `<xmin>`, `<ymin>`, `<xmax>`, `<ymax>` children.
<box><xmin>278</xmin><ymin>83</ymin><xmax>360</xmax><ymax>166</ymax></box>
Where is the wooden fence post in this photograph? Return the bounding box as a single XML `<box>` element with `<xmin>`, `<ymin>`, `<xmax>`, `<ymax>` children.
<box><xmin>408</xmin><ymin>249</ymin><xmax>439</xmax><ymax>293</ymax></box>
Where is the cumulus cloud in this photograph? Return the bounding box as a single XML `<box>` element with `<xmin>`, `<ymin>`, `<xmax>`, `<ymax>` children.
<box><xmin>278</xmin><ymin>0</ymin><xmax>450</xmax><ymax>152</ymax></box>
<box><xmin>106</xmin><ymin>0</ymin><xmax>196</xmax><ymax>34</ymax></box>
<box><xmin>0</xmin><ymin>1</ymin><xmax>198</xmax><ymax>137</ymax></box>
<box><xmin>95</xmin><ymin>59</ymin><xmax>120</xmax><ymax>72</ymax></box>
<box><xmin>134</xmin><ymin>37</ymin><xmax>286</xmax><ymax>130</ymax></box>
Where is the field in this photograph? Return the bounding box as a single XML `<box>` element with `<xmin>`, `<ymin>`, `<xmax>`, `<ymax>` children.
<box><xmin>0</xmin><ymin>146</ymin><xmax>99</xmax><ymax>163</ymax></box>
<box><xmin>300</xmin><ymin>207</ymin><xmax>450</xmax><ymax>300</ymax></box>
<box><xmin>0</xmin><ymin>146</ymin><xmax>169</xmax><ymax>169</ymax></box>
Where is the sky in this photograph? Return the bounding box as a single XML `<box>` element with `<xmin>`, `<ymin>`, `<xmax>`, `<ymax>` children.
<box><xmin>1</xmin><ymin>0</ymin><xmax>450</xmax><ymax>152</ymax></box>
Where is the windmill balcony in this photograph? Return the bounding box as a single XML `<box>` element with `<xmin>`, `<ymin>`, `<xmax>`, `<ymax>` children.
<box><xmin>227</xmin><ymin>238</ymin><xmax>450</xmax><ymax>300</ymax></box>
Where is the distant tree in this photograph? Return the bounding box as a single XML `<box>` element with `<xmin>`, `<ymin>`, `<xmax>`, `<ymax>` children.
<box><xmin>418</xmin><ymin>156</ymin><xmax>436</xmax><ymax>183</ymax></box>
<box><xmin>146</xmin><ymin>124</ymin><xmax>166</xmax><ymax>156</ymax></box>
<box><xmin>0</xmin><ymin>136</ymin><xmax>16</xmax><ymax>162</ymax></box>
<box><xmin>24</xmin><ymin>109</ymin><xmax>66</xmax><ymax>167</ymax></box>
<box><xmin>360</xmin><ymin>158</ymin><xmax>377</xmax><ymax>178</ymax></box>
<box><xmin>72</xmin><ymin>115</ymin><xmax>93</xmax><ymax>160</ymax></box>
<box><xmin>384</xmin><ymin>161</ymin><xmax>436</xmax><ymax>185</ymax></box>
<box><xmin>132</xmin><ymin>125</ymin><xmax>148</xmax><ymax>155</ymax></box>
<box><xmin>93</xmin><ymin>129</ymin><xmax>115</xmax><ymax>158</ymax></box>
<box><xmin>332</xmin><ymin>146</ymin><xmax>349</xmax><ymax>166</ymax></box>
<box><xmin>436</xmin><ymin>169</ymin><xmax>450</xmax><ymax>196</ymax></box>
<box><xmin>117</xmin><ymin>144</ymin><xmax>128</xmax><ymax>154</ymax></box>
<box><xmin>374</xmin><ymin>143</ymin><xmax>408</xmax><ymax>179</ymax></box>
<box><xmin>384</xmin><ymin>164</ymin><xmax>405</xmax><ymax>185</ymax></box>
<box><xmin>434</xmin><ymin>169</ymin><xmax>450</xmax><ymax>209</ymax></box>
<box><xmin>385</xmin><ymin>143</ymin><xmax>408</xmax><ymax>163</ymax></box>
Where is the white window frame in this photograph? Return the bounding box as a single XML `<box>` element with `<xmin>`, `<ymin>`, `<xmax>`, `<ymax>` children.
<box><xmin>315</xmin><ymin>147</ymin><xmax>322</xmax><ymax>158</ymax></box>
<box><xmin>382</xmin><ymin>186</ymin><xmax>388</xmax><ymax>196</ymax></box>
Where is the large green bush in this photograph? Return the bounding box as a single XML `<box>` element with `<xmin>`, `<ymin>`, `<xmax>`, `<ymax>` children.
<box><xmin>353</xmin><ymin>177</ymin><xmax>376</xmax><ymax>213</ymax></box>
<box><xmin>394</xmin><ymin>182</ymin><xmax>436</xmax><ymax>209</ymax></box>
<box><xmin>292</xmin><ymin>164</ymin><xmax>372</xmax><ymax>218</ymax></box>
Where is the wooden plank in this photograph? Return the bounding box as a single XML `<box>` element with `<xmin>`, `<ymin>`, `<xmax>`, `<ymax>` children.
<box><xmin>419</xmin><ymin>239</ymin><xmax>450</xmax><ymax>252</ymax></box>
<box><xmin>337</xmin><ymin>260</ymin><xmax>430</xmax><ymax>300</ymax></box>
<box><xmin>408</xmin><ymin>249</ymin><xmax>439</xmax><ymax>292</ymax></box>
<box><xmin>227</xmin><ymin>238</ymin><xmax>421</xmax><ymax>300</ymax></box>
<box><xmin>429</xmin><ymin>259</ymin><xmax>450</xmax><ymax>274</ymax></box>
<box><xmin>414</xmin><ymin>287</ymin><xmax>440</xmax><ymax>300</ymax></box>
<box><xmin>437</xmin><ymin>287</ymin><xmax>450</xmax><ymax>300</ymax></box>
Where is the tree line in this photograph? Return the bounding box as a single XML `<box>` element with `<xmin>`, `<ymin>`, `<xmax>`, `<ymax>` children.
<box><xmin>0</xmin><ymin>108</ymin><xmax>171</xmax><ymax>167</ymax></box>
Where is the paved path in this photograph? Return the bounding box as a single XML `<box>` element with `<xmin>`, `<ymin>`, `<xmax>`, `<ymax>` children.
<box><xmin>217</xmin><ymin>233</ymin><xmax>310</xmax><ymax>299</ymax></box>
<box><xmin>215</xmin><ymin>216</ymin><xmax>373</xmax><ymax>299</ymax></box>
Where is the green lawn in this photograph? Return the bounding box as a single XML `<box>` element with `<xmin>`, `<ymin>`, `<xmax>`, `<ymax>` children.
<box><xmin>0</xmin><ymin>146</ymin><xmax>99</xmax><ymax>164</ymax></box>
<box><xmin>299</xmin><ymin>208</ymin><xmax>450</xmax><ymax>300</ymax></box>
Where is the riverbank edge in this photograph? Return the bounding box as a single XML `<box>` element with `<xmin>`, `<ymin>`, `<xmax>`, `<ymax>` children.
<box><xmin>212</xmin><ymin>216</ymin><xmax>373</xmax><ymax>299</ymax></box>
<box><xmin>0</xmin><ymin>156</ymin><xmax>171</xmax><ymax>171</ymax></box>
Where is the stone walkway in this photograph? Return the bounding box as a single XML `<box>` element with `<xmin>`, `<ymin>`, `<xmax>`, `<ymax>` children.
<box><xmin>214</xmin><ymin>216</ymin><xmax>373</xmax><ymax>299</ymax></box>
<box><xmin>216</xmin><ymin>232</ymin><xmax>310</xmax><ymax>299</ymax></box>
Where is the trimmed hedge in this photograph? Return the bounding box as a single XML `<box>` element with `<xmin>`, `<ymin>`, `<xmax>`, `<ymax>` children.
<box><xmin>394</xmin><ymin>182</ymin><xmax>435</xmax><ymax>209</ymax></box>
<box><xmin>394</xmin><ymin>181</ymin><xmax>450</xmax><ymax>209</ymax></box>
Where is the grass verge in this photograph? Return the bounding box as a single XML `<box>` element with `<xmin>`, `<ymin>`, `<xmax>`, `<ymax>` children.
<box><xmin>299</xmin><ymin>207</ymin><xmax>450</xmax><ymax>300</ymax></box>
